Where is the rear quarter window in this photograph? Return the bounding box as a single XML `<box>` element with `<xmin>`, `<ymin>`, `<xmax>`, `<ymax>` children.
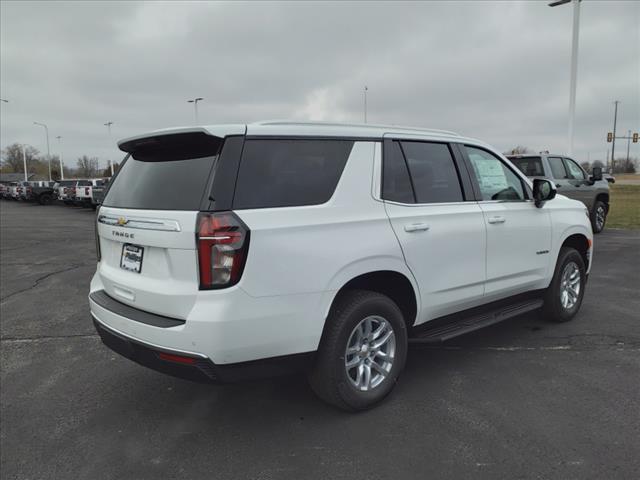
<box><xmin>232</xmin><ymin>139</ymin><xmax>354</xmax><ymax>209</ymax></box>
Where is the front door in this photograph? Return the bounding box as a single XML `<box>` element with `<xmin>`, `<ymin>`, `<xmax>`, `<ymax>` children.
<box><xmin>463</xmin><ymin>146</ymin><xmax>552</xmax><ymax>300</ymax></box>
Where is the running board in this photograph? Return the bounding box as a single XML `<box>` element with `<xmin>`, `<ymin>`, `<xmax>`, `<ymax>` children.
<box><xmin>409</xmin><ymin>297</ymin><xmax>544</xmax><ymax>343</ymax></box>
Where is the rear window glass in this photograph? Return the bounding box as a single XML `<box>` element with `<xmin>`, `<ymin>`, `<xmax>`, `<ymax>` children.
<box><xmin>382</xmin><ymin>141</ymin><xmax>415</xmax><ymax>203</ymax></box>
<box><xmin>103</xmin><ymin>133</ymin><xmax>222</xmax><ymax>210</ymax></box>
<box><xmin>510</xmin><ymin>156</ymin><xmax>544</xmax><ymax>176</ymax></box>
<box><xmin>103</xmin><ymin>156</ymin><xmax>216</xmax><ymax>210</ymax></box>
<box><xmin>400</xmin><ymin>141</ymin><xmax>463</xmax><ymax>203</ymax></box>
<box><xmin>233</xmin><ymin>139</ymin><xmax>354</xmax><ymax>209</ymax></box>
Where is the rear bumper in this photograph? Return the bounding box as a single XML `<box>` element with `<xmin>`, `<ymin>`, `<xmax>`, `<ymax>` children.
<box><xmin>90</xmin><ymin>288</ymin><xmax>315</xmax><ymax>383</ymax></box>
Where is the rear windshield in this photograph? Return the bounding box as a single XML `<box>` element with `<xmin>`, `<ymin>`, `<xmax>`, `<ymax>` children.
<box><xmin>233</xmin><ymin>139</ymin><xmax>354</xmax><ymax>209</ymax></box>
<box><xmin>509</xmin><ymin>156</ymin><xmax>544</xmax><ymax>176</ymax></box>
<box><xmin>103</xmin><ymin>133</ymin><xmax>221</xmax><ymax>210</ymax></box>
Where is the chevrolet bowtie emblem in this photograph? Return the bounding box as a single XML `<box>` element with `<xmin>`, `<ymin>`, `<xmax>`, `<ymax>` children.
<box><xmin>117</xmin><ymin>217</ymin><xmax>128</xmax><ymax>226</ymax></box>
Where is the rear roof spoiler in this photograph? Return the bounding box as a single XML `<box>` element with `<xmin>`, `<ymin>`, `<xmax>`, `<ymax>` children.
<box><xmin>118</xmin><ymin>125</ymin><xmax>246</xmax><ymax>153</ymax></box>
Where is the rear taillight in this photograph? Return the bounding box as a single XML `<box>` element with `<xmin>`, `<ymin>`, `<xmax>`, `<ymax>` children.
<box><xmin>196</xmin><ymin>212</ymin><xmax>250</xmax><ymax>289</ymax></box>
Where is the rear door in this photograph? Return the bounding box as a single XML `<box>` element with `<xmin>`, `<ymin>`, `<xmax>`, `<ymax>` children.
<box><xmin>97</xmin><ymin>132</ymin><xmax>225</xmax><ymax>319</ymax></box>
<box><xmin>462</xmin><ymin>146</ymin><xmax>552</xmax><ymax>298</ymax></box>
<box><xmin>382</xmin><ymin>138</ymin><xmax>487</xmax><ymax>321</ymax></box>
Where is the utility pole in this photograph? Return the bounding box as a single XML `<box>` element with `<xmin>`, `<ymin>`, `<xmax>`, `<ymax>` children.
<box><xmin>56</xmin><ymin>136</ymin><xmax>64</xmax><ymax>180</ymax></box>
<box><xmin>187</xmin><ymin>98</ymin><xmax>203</xmax><ymax>124</ymax></box>
<box><xmin>22</xmin><ymin>144</ymin><xmax>27</xmax><ymax>182</ymax></box>
<box><xmin>33</xmin><ymin>122</ymin><xmax>52</xmax><ymax>181</ymax></box>
<box><xmin>626</xmin><ymin>130</ymin><xmax>631</xmax><ymax>164</ymax></box>
<box><xmin>104</xmin><ymin>122</ymin><xmax>114</xmax><ymax>176</ymax></box>
<box><xmin>363</xmin><ymin>86</ymin><xmax>368</xmax><ymax>124</ymax></box>
<box><xmin>611</xmin><ymin>100</ymin><xmax>619</xmax><ymax>173</ymax></box>
<box><xmin>548</xmin><ymin>0</ymin><xmax>582</xmax><ymax>156</ymax></box>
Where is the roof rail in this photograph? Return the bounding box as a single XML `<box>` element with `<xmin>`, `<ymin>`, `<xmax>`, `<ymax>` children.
<box><xmin>253</xmin><ymin>120</ymin><xmax>460</xmax><ymax>137</ymax></box>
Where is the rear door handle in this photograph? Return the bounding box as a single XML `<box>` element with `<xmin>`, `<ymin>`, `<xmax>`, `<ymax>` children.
<box><xmin>556</xmin><ymin>184</ymin><xmax>561</xmax><ymax>188</ymax></box>
<box><xmin>487</xmin><ymin>216</ymin><xmax>506</xmax><ymax>224</ymax></box>
<box><xmin>404</xmin><ymin>223</ymin><xmax>430</xmax><ymax>232</ymax></box>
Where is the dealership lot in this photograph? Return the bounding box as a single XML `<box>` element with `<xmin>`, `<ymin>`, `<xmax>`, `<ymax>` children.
<box><xmin>1</xmin><ymin>200</ymin><xmax>639</xmax><ymax>479</ymax></box>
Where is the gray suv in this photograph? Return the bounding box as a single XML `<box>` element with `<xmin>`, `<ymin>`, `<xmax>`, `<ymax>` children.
<box><xmin>508</xmin><ymin>154</ymin><xmax>609</xmax><ymax>233</ymax></box>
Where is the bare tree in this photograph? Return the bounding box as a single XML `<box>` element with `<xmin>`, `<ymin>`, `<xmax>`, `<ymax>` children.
<box><xmin>76</xmin><ymin>155</ymin><xmax>99</xmax><ymax>177</ymax></box>
<box><xmin>1</xmin><ymin>143</ymin><xmax>41</xmax><ymax>172</ymax></box>
<box><xmin>613</xmin><ymin>157</ymin><xmax>637</xmax><ymax>174</ymax></box>
<box><xmin>505</xmin><ymin>146</ymin><xmax>532</xmax><ymax>155</ymax></box>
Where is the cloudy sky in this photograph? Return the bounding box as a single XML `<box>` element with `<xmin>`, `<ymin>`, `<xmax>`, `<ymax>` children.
<box><xmin>1</xmin><ymin>0</ymin><xmax>638</xmax><ymax>169</ymax></box>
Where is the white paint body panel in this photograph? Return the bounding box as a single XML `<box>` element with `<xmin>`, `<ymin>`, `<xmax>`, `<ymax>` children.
<box><xmin>90</xmin><ymin>123</ymin><xmax>593</xmax><ymax>365</ymax></box>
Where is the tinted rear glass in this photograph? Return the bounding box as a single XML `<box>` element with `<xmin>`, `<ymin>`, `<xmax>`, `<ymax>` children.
<box><xmin>382</xmin><ymin>141</ymin><xmax>415</xmax><ymax>203</ymax></box>
<box><xmin>103</xmin><ymin>133</ymin><xmax>221</xmax><ymax>210</ymax></box>
<box><xmin>103</xmin><ymin>156</ymin><xmax>216</xmax><ymax>210</ymax></box>
<box><xmin>233</xmin><ymin>139</ymin><xmax>354</xmax><ymax>209</ymax></box>
<box><xmin>400</xmin><ymin>141</ymin><xmax>463</xmax><ymax>203</ymax></box>
<box><xmin>510</xmin><ymin>156</ymin><xmax>544</xmax><ymax>176</ymax></box>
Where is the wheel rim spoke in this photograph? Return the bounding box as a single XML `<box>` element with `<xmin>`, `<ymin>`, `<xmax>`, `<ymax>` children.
<box><xmin>344</xmin><ymin>315</ymin><xmax>396</xmax><ymax>392</ymax></box>
<box><xmin>560</xmin><ymin>261</ymin><xmax>581</xmax><ymax>309</ymax></box>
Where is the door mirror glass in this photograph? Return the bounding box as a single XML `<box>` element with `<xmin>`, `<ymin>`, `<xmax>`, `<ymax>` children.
<box><xmin>533</xmin><ymin>178</ymin><xmax>556</xmax><ymax>207</ymax></box>
<box><xmin>591</xmin><ymin>166</ymin><xmax>603</xmax><ymax>182</ymax></box>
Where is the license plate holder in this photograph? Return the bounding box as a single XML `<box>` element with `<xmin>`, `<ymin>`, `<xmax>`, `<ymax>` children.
<box><xmin>120</xmin><ymin>244</ymin><xmax>144</xmax><ymax>273</ymax></box>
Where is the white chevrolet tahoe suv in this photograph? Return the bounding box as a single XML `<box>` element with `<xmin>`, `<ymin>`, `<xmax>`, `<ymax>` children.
<box><xmin>90</xmin><ymin>121</ymin><xmax>593</xmax><ymax>410</ymax></box>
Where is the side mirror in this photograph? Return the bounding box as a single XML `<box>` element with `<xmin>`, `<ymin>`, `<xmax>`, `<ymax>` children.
<box><xmin>590</xmin><ymin>166</ymin><xmax>603</xmax><ymax>182</ymax></box>
<box><xmin>533</xmin><ymin>178</ymin><xmax>556</xmax><ymax>208</ymax></box>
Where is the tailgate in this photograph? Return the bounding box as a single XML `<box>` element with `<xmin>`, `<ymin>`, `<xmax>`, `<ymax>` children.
<box><xmin>97</xmin><ymin>207</ymin><xmax>200</xmax><ymax>319</ymax></box>
<box><xmin>95</xmin><ymin>130</ymin><xmax>225</xmax><ymax>319</ymax></box>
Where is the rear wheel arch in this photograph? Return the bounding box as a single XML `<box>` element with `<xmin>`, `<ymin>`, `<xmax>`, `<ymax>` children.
<box><xmin>325</xmin><ymin>271</ymin><xmax>418</xmax><ymax>333</ymax></box>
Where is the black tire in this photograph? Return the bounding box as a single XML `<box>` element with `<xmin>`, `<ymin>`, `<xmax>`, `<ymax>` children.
<box><xmin>309</xmin><ymin>290</ymin><xmax>408</xmax><ymax>411</ymax></box>
<box><xmin>591</xmin><ymin>200</ymin><xmax>607</xmax><ymax>234</ymax></box>
<box><xmin>543</xmin><ymin>247</ymin><xmax>586</xmax><ymax>323</ymax></box>
<box><xmin>38</xmin><ymin>194</ymin><xmax>53</xmax><ymax>205</ymax></box>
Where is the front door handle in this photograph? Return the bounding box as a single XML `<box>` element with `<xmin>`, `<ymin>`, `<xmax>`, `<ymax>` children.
<box><xmin>487</xmin><ymin>216</ymin><xmax>506</xmax><ymax>224</ymax></box>
<box><xmin>404</xmin><ymin>223</ymin><xmax>430</xmax><ymax>232</ymax></box>
<box><xmin>556</xmin><ymin>184</ymin><xmax>562</xmax><ymax>188</ymax></box>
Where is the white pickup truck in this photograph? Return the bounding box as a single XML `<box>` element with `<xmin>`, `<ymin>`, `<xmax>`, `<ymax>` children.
<box><xmin>74</xmin><ymin>179</ymin><xmax>108</xmax><ymax>207</ymax></box>
<box><xmin>56</xmin><ymin>180</ymin><xmax>80</xmax><ymax>204</ymax></box>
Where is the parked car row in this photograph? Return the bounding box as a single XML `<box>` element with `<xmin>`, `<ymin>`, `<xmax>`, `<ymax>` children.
<box><xmin>1</xmin><ymin>178</ymin><xmax>110</xmax><ymax>208</ymax></box>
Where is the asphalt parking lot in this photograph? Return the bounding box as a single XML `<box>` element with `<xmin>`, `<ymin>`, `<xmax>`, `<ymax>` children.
<box><xmin>1</xmin><ymin>200</ymin><xmax>639</xmax><ymax>480</ymax></box>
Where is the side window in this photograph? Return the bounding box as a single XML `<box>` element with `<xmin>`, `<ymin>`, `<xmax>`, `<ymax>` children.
<box><xmin>465</xmin><ymin>146</ymin><xmax>526</xmax><ymax>201</ymax></box>
<box><xmin>548</xmin><ymin>157</ymin><xmax>568</xmax><ymax>179</ymax></box>
<box><xmin>382</xmin><ymin>141</ymin><xmax>415</xmax><ymax>203</ymax></box>
<box><xmin>233</xmin><ymin>139</ymin><xmax>353</xmax><ymax>209</ymax></box>
<box><xmin>509</xmin><ymin>156</ymin><xmax>544</xmax><ymax>176</ymax></box>
<box><xmin>563</xmin><ymin>158</ymin><xmax>586</xmax><ymax>180</ymax></box>
<box><xmin>399</xmin><ymin>141</ymin><xmax>464</xmax><ymax>203</ymax></box>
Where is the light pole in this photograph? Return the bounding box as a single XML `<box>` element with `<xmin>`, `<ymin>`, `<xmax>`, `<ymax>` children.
<box><xmin>56</xmin><ymin>136</ymin><xmax>64</xmax><ymax>180</ymax></box>
<box><xmin>33</xmin><ymin>122</ymin><xmax>52</xmax><ymax>181</ymax></box>
<box><xmin>626</xmin><ymin>130</ymin><xmax>631</xmax><ymax>164</ymax></box>
<box><xmin>22</xmin><ymin>144</ymin><xmax>28</xmax><ymax>182</ymax></box>
<box><xmin>187</xmin><ymin>97</ymin><xmax>203</xmax><ymax>124</ymax></box>
<box><xmin>363</xmin><ymin>86</ymin><xmax>368</xmax><ymax>124</ymax></box>
<box><xmin>104</xmin><ymin>122</ymin><xmax>114</xmax><ymax>175</ymax></box>
<box><xmin>549</xmin><ymin>0</ymin><xmax>581</xmax><ymax>156</ymax></box>
<box><xmin>611</xmin><ymin>100</ymin><xmax>619</xmax><ymax>173</ymax></box>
